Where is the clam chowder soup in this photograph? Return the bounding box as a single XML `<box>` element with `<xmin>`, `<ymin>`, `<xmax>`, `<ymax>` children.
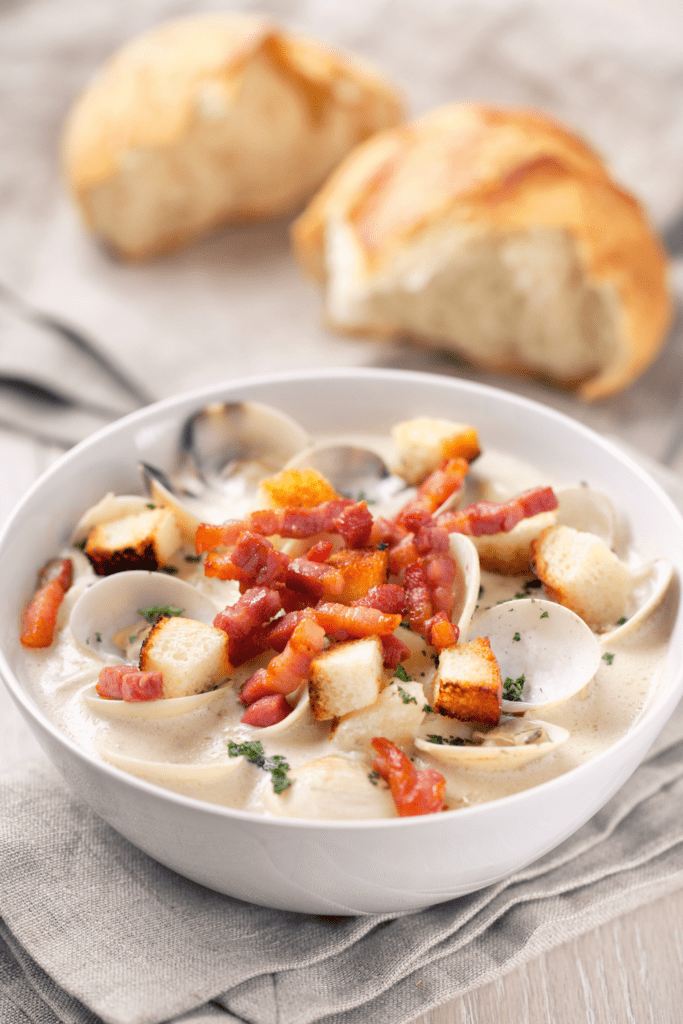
<box><xmin>19</xmin><ymin>408</ymin><xmax>674</xmax><ymax>819</ymax></box>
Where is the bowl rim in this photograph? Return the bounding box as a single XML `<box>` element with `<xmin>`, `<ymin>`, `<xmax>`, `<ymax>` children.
<box><xmin>2</xmin><ymin>365</ymin><xmax>682</xmax><ymax>831</ymax></box>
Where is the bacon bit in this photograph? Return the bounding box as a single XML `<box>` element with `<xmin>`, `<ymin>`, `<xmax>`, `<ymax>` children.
<box><xmin>305</xmin><ymin>539</ymin><xmax>335</xmax><ymax>562</ymax></box>
<box><xmin>96</xmin><ymin>664</ymin><xmax>164</xmax><ymax>701</ymax></box>
<box><xmin>20</xmin><ymin>558</ymin><xmax>73</xmax><ymax>649</ymax></box>
<box><xmin>240</xmin><ymin>693</ymin><xmax>293</xmax><ymax>727</ymax></box>
<box><xmin>388</xmin><ymin>535</ymin><xmax>420</xmax><ymax>575</ymax></box>
<box><xmin>353</xmin><ymin>583</ymin><xmax>407</xmax><ymax>616</ymax></box>
<box><xmin>394</xmin><ymin>506</ymin><xmax>432</xmax><ymax>535</ymax></box>
<box><xmin>380</xmin><ymin>633</ymin><xmax>411</xmax><ymax>670</ymax></box>
<box><xmin>240</xmin><ymin>615</ymin><xmax>325</xmax><ymax>704</ymax></box>
<box><xmin>334</xmin><ymin>501</ymin><xmax>373</xmax><ymax>547</ymax></box>
<box><xmin>424</xmin><ymin>554</ymin><xmax>457</xmax><ymax>619</ymax></box>
<box><xmin>204</xmin><ymin>532</ymin><xmax>291</xmax><ymax>590</ymax></box>
<box><xmin>414</xmin><ymin>523</ymin><xmax>450</xmax><ymax>556</ymax></box>
<box><xmin>276</xmin><ymin>498</ymin><xmax>354</xmax><ymax>539</ymax></box>
<box><xmin>438</xmin><ymin>487</ymin><xmax>558</xmax><ymax>537</ymax></box>
<box><xmin>404</xmin><ymin>562</ymin><xmax>433</xmax><ymax>634</ymax></box>
<box><xmin>195</xmin><ymin>520</ymin><xmax>243</xmax><ymax>553</ymax></box>
<box><xmin>395</xmin><ymin>457</ymin><xmax>469</xmax><ymax>527</ymax></box>
<box><xmin>425</xmin><ymin>612</ymin><xmax>459</xmax><ymax>650</ymax></box>
<box><xmin>285</xmin><ymin>558</ymin><xmax>345</xmax><ymax>601</ymax></box>
<box><xmin>314</xmin><ymin>602</ymin><xmax>401</xmax><ymax>637</ymax></box>
<box><xmin>368</xmin><ymin>516</ymin><xmax>408</xmax><ymax>549</ymax></box>
<box><xmin>279</xmin><ymin>587</ymin><xmax>315</xmax><ymax>613</ymax></box>
<box><xmin>213</xmin><ymin>587</ymin><xmax>282</xmax><ymax>662</ymax></box>
<box><xmin>263</xmin><ymin>610</ymin><xmax>309</xmax><ymax>652</ymax></box>
<box><xmin>371</xmin><ymin>737</ymin><xmax>445</xmax><ymax>817</ymax></box>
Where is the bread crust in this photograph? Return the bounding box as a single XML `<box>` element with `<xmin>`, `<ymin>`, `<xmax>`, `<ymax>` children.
<box><xmin>62</xmin><ymin>14</ymin><xmax>404</xmax><ymax>260</ymax></box>
<box><xmin>292</xmin><ymin>103</ymin><xmax>671</xmax><ymax>400</ymax></box>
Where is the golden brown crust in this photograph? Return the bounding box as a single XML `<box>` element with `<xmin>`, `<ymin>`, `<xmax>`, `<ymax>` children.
<box><xmin>292</xmin><ymin>102</ymin><xmax>671</xmax><ymax>400</ymax></box>
<box><xmin>62</xmin><ymin>14</ymin><xmax>404</xmax><ymax>260</ymax></box>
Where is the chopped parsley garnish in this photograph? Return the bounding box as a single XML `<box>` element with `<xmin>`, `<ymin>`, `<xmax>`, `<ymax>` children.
<box><xmin>400</xmin><ymin>620</ymin><xmax>412</xmax><ymax>630</ymax></box>
<box><xmin>95</xmin><ymin>632</ymin><xmax>102</xmax><ymax>643</ymax></box>
<box><xmin>423</xmin><ymin>704</ymin><xmax>434</xmax><ymax>714</ymax></box>
<box><xmin>503</xmin><ymin>674</ymin><xmax>525</xmax><ymax>701</ymax></box>
<box><xmin>368</xmin><ymin>770</ymin><xmax>380</xmax><ymax>786</ymax></box>
<box><xmin>397</xmin><ymin>684</ymin><xmax>417</xmax><ymax>704</ymax></box>
<box><xmin>138</xmin><ymin>604</ymin><xmax>184</xmax><ymax>624</ymax></box>
<box><xmin>617</xmin><ymin>616</ymin><xmax>627</xmax><ymax>625</ymax></box>
<box><xmin>146</xmin><ymin>503</ymin><xmax>156</xmax><ymax>509</ymax></box>
<box><xmin>513</xmin><ymin>631</ymin><xmax>521</xmax><ymax>641</ymax></box>
<box><xmin>185</xmin><ymin>554</ymin><xmax>202</xmax><ymax>563</ymax></box>
<box><xmin>227</xmin><ymin>740</ymin><xmax>291</xmax><ymax>793</ymax></box>
<box><xmin>161</xmin><ymin>565</ymin><xmax>178</xmax><ymax>574</ymax></box>
<box><xmin>602</xmin><ymin>652</ymin><xmax>615</xmax><ymax>665</ymax></box>
<box><xmin>377</xmin><ymin>541</ymin><xmax>389</xmax><ymax>551</ymax></box>
<box><xmin>540</xmin><ymin>610</ymin><xmax>549</xmax><ymax>619</ymax></box>
<box><xmin>395</xmin><ymin>664</ymin><xmax>412</xmax><ymax>683</ymax></box>
<box><xmin>426</xmin><ymin>734</ymin><xmax>476</xmax><ymax>746</ymax></box>
<box><xmin>478</xmin><ymin>585</ymin><xmax>484</xmax><ymax>599</ymax></box>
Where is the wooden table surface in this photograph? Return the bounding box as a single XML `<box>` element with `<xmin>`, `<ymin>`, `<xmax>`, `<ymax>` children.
<box><xmin>1</xmin><ymin>424</ymin><xmax>683</xmax><ymax>1023</ymax></box>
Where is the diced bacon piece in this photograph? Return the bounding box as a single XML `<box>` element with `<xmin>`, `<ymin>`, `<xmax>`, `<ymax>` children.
<box><xmin>368</xmin><ymin>516</ymin><xmax>408</xmax><ymax>549</ymax></box>
<box><xmin>20</xmin><ymin>558</ymin><xmax>73</xmax><ymax>649</ymax></box>
<box><xmin>394</xmin><ymin>506</ymin><xmax>433</xmax><ymax>535</ymax></box>
<box><xmin>425</xmin><ymin>612</ymin><xmax>459</xmax><ymax>650</ymax></box>
<box><xmin>306</xmin><ymin>540</ymin><xmax>335</xmax><ymax>562</ymax></box>
<box><xmin>276</xmin><ymin>498</ymin><xmax>354</xmax><ymax>539</ymax></box>
<box><xmin>395</xmin><ymin>457</ymin><xmax>469</xmax><ymax>528</ymax></box>
<box><xmin>240</xmin><ymin>616</ymin><xmax>325</xmax><ymax>703</ymax></box>
<box><xmin>96</xmin><ymin>664</ymin><xmax>163</xmax><ymax>701</ymax></box>
<box><xmin>388</xmin><ymin>535</ymin><xmax>420</xmax><ymax>576</ymax></box>
<box><xmin>380</xmin><ymin>633</ymin><xmax>410</xmax><ymax>670</ymax></box>
<box><xmin>203</xmin><ymin>550</ymin><xmax>244</xmax><ymax>582</ymax></box>
<box><xmin>414</xmin><ymin>523</ymin><xmax>450</xmax><ymax>556</ymax></box>
<box><xmin>438</xmin><ymin>487</ymin><xmax>558</xmax><ymax>537</ymax></box>
<box><xmin>195</xmin><ymin>520</ymin><xmax>244</xmax><ymax>553</ymax></box>
<box><xmin>279</xmin><ymin>587</ymin><xmax>314</xmax><ymax>613</ymax></box>
<box><xmin>334</xmin><ymin>501</ymin><xmax>373</xmax><ymax>547</ymax></box>
<box><xmin>240</xmin><ymin>694</ymin><xmax>293</xmax><ymax>727</ymax></box>
<box><xmin>353</xmin><ymin>583</ymin><xmax>406</xmax><ymax>616</ymax></box>
<box><xmin>424</xmin><ymin>553</ymin><xmax>457</xmax><ymax>619</ymax></box>
<box><xmin>247</xmin><ymin>509</ymin><xmax>280</xmax><ymax>537</ymax></box>
<box><xmin>285</xmin><ymin>558</ymin><xmax>344</xmax><ymax>601</ymax></box>
<box><xmin>213</xmin><ymin>587</ymin><xmax>282</xmax><ymax>662</ymax></box>
<box><xmin>206</xmin><ymin>532</ymin><xmax>290</xmax><ymax>590</ymax></box>
<box><xmin>314</xmin><ymin>602</ymin><xmax>401</xmax><ymax>637</ymax></box>
<box><xmin>263</xmin><ymin>610</ymin><xmax>309</xmax><ymax>652</ymax></box>
<box><xmin>371</xmin><ymin>737</ymin><xmax>445</xmax><ymax>817</ymax></box>
<box><xmin>403</xmin><ymin>562</ymin><xmax>433</xmax><ymax>634</ymax></box>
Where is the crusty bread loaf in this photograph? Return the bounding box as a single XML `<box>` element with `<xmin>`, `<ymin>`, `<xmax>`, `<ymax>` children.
<box><xmin>62</xmin><ymin>14</ymin><xmax>403</xmax><ymax>260</ymax></box>
<box><xmin>530</xmin><ymin>523</ymin><xmax>631</xmax><ymax>630</ymax></box>
<box><xmin>292</xmin><ymin>102</ymin><xmax>671</xmax><ymax>401</ymax></box>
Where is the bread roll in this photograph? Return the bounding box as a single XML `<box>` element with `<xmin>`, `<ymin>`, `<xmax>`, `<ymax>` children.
<box><xmin>62</xmin><ymin>14</ymin><xmax>403</xmax><ymax>260</ymax></box>
<box><xmin>292</xmin><ymin>103</ymin><xmax>671</xmax><ymax>401</ymax></box>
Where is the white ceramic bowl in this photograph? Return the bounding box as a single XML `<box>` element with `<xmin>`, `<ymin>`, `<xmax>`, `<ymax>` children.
<box><xmin>1</xmin><ymin>368</ymin><xmax>682</xmax><ymax>915</ymax></box>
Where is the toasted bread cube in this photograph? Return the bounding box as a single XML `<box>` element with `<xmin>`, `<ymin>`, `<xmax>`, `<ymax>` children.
<box><xmin>139</xmin><ymin>616</ymin><xmax>232</xmax><ymax>699</ymax></box>
<box><xmin>326</xmin><ymin>547</ymin><xmax>389</xmax><ymax>604</ymax></box>
<box><xmin>391</xmin><ymin>417</ymin><xmax>480</xmax><ymax>485</ymax></box>
<box><xmin>309</xmin><ymin>635</ymin><xmax>384</xmax><ymax>720</ymax></box>
<box><xmin>255</xmin><ymin>467</ymin><xmax>338</xmax><ymax>510</ymax></box>
<box><xmin>472</xmin><ymin>509</ymin><xmax>557</xmax><ymax>574</ymax></box>
<box><xmin>433</xmin><ymin>637</ymin><xmax>502</xmax><ymax>727</ymax></box>
<box><xmin>331</xmin><ymin>680</ymin><xmax>425</xmax><ymax>751</ymax></box>
<box><xmin>85</xmin><ymin>507</ymin><xmax>182</xmax><ymax>575</ymax></box>
<box><xmin>531</xmin><ymin>524</ymin><xmax>631</xmax><ymax>630</ymax></box>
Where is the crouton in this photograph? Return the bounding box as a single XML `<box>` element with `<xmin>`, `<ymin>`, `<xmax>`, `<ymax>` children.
<box><xmin>326</xmin><ymin>547</ymin><xmax>389</xmax><ymax>603</ymax></box>
<box><xmin>139</xmin><ymin>616</ymin><xmax>232</xmax><ymax>698</ymax></box>
<box><xmin>331</xmin><ymin>680</ymin><xmax>425</xmax><ymax>751</ymax></box>
<box><xmin>472</xmin><ymin>509</ymin><xmax>557</xmax><ymax>574</ymax></box>
<box><xmin>85</xmin><ymin>507</ymin><xmax>182</xmax><ymax>575</ymax></box>
<box><xmin>255</xmin><ymin>467</ymin><xmax>338</xmax><ymax>510</ymax></box>
<box><xmin>433</xmin><ymin>637</ymin><xmax>502</xmax><ymax>727</ymax></box>
<box><xmin>391</xmin><ymin>417</ymin><xmax>480</xmax><ymax>485</ymax></box>
<box><xmin>309</xmin><ymin>635</ymin><xmax>384</xmax><ymax>720</ymax></box>
<box><xmin>530</xmin><ymin>523</ymin><xmax>631</xmax><ymax>631</ymax></box>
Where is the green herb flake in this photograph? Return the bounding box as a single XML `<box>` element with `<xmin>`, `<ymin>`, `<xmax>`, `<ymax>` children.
<box><xmin>400</xmin><ymin>620</ymin><xmax>412</xmax><ymax>630</ymax></box>
<box><xmin>503</xmin><ymin>674</ymin><xmax>525</xmax><ymax>702</ymax></box>
<box><xmin>95</xmin><ymin>632</ymin><xmax>102</xmax><ymax>642</ymax></box>
<box><xmin>397</xmin><ymin>684</ymin><xmax>417</xmax><ymax>704</ymax></box>
<box><xmin>540</xmin><ymin>610</ymin><xmax>549</xmax><ymax>619</ymax></box>
<box><xmin>161</xmin><ymin>565</ymin><xmax>178</xmax><ymax>574</ymax></box>
<box><xmin>513</xmin><ymin>631</ymin><xmax>521</xmax><ymax>642</ymax></box>
<box><xmin>426</xmin><ymin>734</ymin><xmax>475</xmax><ymax>747</ymax></box>
<box><xmin>368</xmin><ymin>770</ymin><xmax>380</xmax><ymax>786</ymax></box>
<box><xmin>138</xmin><ymin>605</ymin><xmax>184</xmax><ymax>624</ymax></box>
<box><xmin>395</xmin><ymin>664</ymin><xmax>412</xmax><ymax>683</ymax></box>
<box><xmin>146</xmin><ymin>503</ymin><xmax>156</xmax><ymax>509</ymax></box>
<box><xmin>617</xmin><ymin>616</ymin><xmax>627</xmax><ymax>625</ymax></box>
<box><xmin>377</xmin><ymin>541</ymin><xmax>389</xmax><ymax>551</ymax></box>
<box><xmin>185</xmin><ymin>554</ymin><xmax>202</xmax><ymax>563</ymax></box>
<box><xmin>602</xmin><ymin>652</ymin><xmax>615</xmax><ymax>665</ymax></box>
<box><xmin>228</xmin><ymin>740</ymin><xmax>291</xmax><ymax>793</ymax></box>
<box><xmin>129</xmin><ymin>636</ymin><xmax>137</xmax><ymax>644</ymax></box>
<box><xmin>423</xmin><ymin>703</ymin><xmax>434</xmax><ymax>714</ymax></box>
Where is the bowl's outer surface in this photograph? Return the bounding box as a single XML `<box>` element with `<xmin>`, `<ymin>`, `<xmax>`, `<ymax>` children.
<box><xmin>2</xmin><ymin>368</ymin><xmax>682</xmax><ymax>914</ymax></box>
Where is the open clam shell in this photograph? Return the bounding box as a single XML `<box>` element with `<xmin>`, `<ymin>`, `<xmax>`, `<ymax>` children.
<box><xmin>96</xmin><ymin>746</ymin><xmax>244</xmax><ymax>783</ymax></box>
<box><xmin>600</xmin><ymin>557</ymin><xmax>673</xmax><ymax>643</ymax></box>
<box><xmin>471</xmin><ymin>598</ymin><xmax>601</xmax><ymax>713</ymax></box>
<box><xmin>81</xmin><ymin>681</ymin><xmax>232</xmax><ymax>719</ymax></box>
<box><xmin>450</xmin><ymin>533</ymin><xmax>481</xmax><ymax>639</ymax></box>
<box><xmin>415</xmin><ymin>718</ymin><xmax>569</xmax><ymax>770</ymax></box>
<box><xmin>555</xmin><ymin>484</ymin><xmax>616</xmax><ymax>546</ymax></box>
<box><xmin>69</xmin><ymin>570</ymin><xmax>219</xmax><ymax>657</ymax></box>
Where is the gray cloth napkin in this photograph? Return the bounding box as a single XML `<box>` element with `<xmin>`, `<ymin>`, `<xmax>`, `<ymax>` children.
<box><xmin>1</xmin><ymin>709</ymin><xmax>683</xmax><ymax>1024</ymax></box>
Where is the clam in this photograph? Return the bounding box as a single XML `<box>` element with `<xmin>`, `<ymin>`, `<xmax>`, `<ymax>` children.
<box><xmin>69</xmin><ymin>570</ymin><xmax>219</xmax><ymax>657</ymax></box>
<box><xmin>260</xmin><ymin>754</ymin><xmax>397</xmax><ymax>819</ymax></box>
<box><xmin>81</xmin><ymin>680</ymin><xmax>232</xmax><ymax>719</ymax></box>
<box><xmin>96</xmin><ymin>745</ymin><xmax>244</xmax><ymax>783</ymax></box>
<box><xmin>415</xmin><ymin>718</ymin><xmax>569</xmax><ymax>770</ymax></box>
<box><xmin>600</xmin><ymin>557</ymin><xmax>673</xmax><ymax>643</ymax></box>
<box><xmin>140</xmin><ymin>401</ymin><xmax>311</xmax><ymax>536</ymax></box>
<box><xmin>450</xmin><ymin>533</ymin><xmax>481</xmax><ymax>638</ymax></box>
<box><xmin>471</xmin><ymin>598</ymin><xmax>601</xmax><ymax>713</ymax></box>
